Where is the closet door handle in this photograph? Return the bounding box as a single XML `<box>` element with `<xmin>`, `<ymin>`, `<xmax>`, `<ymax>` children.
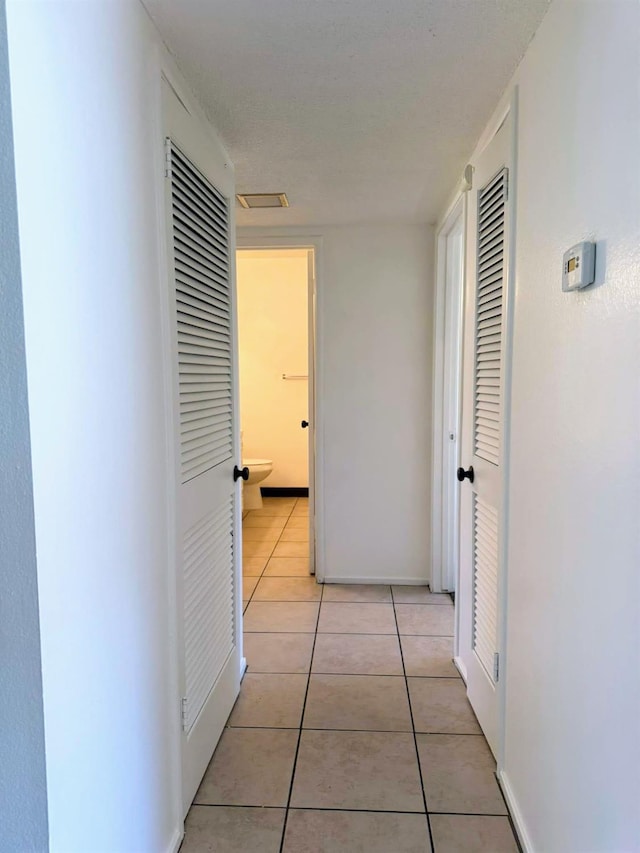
<box><xmin>456</xmin><ymin>466</ymin><xmax>474</xmax><ymax>483</ymax></box>
<box><xmin>301</xmin><ymin>420</ymin><xmax>309</xmax><ymax>429</ymax></box>
<box><xmin>234</xmin><ymin>465</ymin><xmax>249</xmax><ymax>482</ymax></box>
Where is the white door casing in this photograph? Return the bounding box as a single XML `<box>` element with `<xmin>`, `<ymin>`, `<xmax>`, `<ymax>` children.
<box><xmin>431</xmin><ymin>197</ymin><xmax>465</xmax><ymax>594</ymax></box>
<box><xmin>162</xmin><ymin>81</ymin><xmax>241</xmax><ymax>815</ymax></box>
<box><xmin>307</xmin><ymin>249</ymin><xmax>316</xmax><ymax>574</ymax></box>
<box><xmin>457</xmin><ymin>111</ymin><xmax>513</xmax><ymax>757</ymax></box>
<box><xmin>235</xmin><ymin>235</ymin><xmax>322</xmax><ymax>581</ymax></box>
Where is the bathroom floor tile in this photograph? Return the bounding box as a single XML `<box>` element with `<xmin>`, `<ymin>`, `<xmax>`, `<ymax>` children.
<box><xmin>264</xmin><ymin>557</ymin><xmax>311</xmax><ymax>576</ymax></box>
<box><xmin>242</xmin><ymin>556</ymin><xmax>269</xmax><ymax>576</ymax></box>
<box><xmin>318</xmin><ymin>602</ymin><xmax>397</xmax><ymax>634</ymax></box>
<box><xmin>242</xmin><ymin>575</ymin><xmax>259</xmax><ymax>602</ymax></box>
<box><xmin>408</xmin><ymin>678</ymin><xmax>482</xmax><ymax>734</ymax></box>
<box><xmin>291</xmin><ymin>730</ymin><xmax>424</xmax><ymax>812</ymax></box>
<box><xmin>283</xmin><ymin>810</ymin><xmax>431</xmax><ymax>853</ymax></box>
<box><xmin>395</xmin><ymin>604</ymin><xmax>454</xmax><ymax>636</ymax></box>
<box><xmin>244</xmin><ymin>632</ymin><xmax>315</xmax><ymax>673</ymax></box>
<box><xmin>245</xmin><ymin>505</ymin><xmax>293</xmax><ymax>517</ymax></box>
<box><xmin>229</xmin><ymin>673</ymin><xmax>307</xmax><ymax>728</ymax></box>
<box><xmin>273</xmin><ymin>540</ymin><xmax>309</xmax><ymax>558</ymax></box>
<box><xmin>401</xmin><ymin>636</ymin><xmax>459</xmax><ymax>678</ymax></box>
<box><xmin>303</xmin><ymin>674</ymin><xmax>412</xmax><ymax>731</ymax></box>
<box><xmin>430</xmin><ymin>814</ymin><xmax>519</xmax><ymax>853</ymax></box>
<box><xmin>284</xmin><ymin>516</ymin><xmax>309</xmax><ymax>529</ymax></box>
<box><xmin>242</xmin><ymin>527</ymin><xmax>282</xmax><ymax>543</ymax></box>
<box><xmin>253</xmin><ymin>576</ymin><xmax>322</xmax><ymax>602</ymax></box>
<box><xmin>182</xmin><ymin>806</ymin><xmax>285</xmax><ymax>853</ymax></box>
<box><xmin>242</xmin><ymin>515</ymin><xmax>288</xmax><ymax>529</ymax></box>
<box><xmin>279</xmin><ymin>527</ymin><xmax>310</xmax><ymax>542</ymax></box>
<box><xmin>416</xmin><ymin>734</ymin><xmax>507</xmax><ymax>815</ymax></box>
<box><xmin>195</xmin><ymin>727</ymin><xmax>298</xmax><ymax>807</ymax></box>
<box><xmin>392</xmin><ymin>586</ymin><xmax>454</xmax><ymax>605</ymax></box>
<box><xmin>243</xmin><ymin>540</ymin><xmax>277</xmax><ymax>558</ymax></box>
<box><xmin>322</xmin><ymin>583</ymin><xmax>392</xmax><ymax>603</ymax></box>
<box><xmin>312</xmin><ymin>633</ymin><xmax>404</xmax><ymax>675</ymax></box>
<box><xmin>244</xmin><ymin>601</ymin><xmax>319</xmax><ymax>633</ymax></box>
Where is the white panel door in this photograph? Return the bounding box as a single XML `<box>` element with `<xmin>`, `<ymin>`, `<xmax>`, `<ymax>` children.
<box><xmin>163</xmin><ymin>81</ymin><xmax>241</xmax><ymax>815</ymax></box>
<box><xmin>457</xmin><ymin>113</ymin><xmax>512</xmax><ymax>756</ymax></box>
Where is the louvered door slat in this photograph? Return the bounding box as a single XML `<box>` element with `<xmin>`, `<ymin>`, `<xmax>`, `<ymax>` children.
<box><xmin>473</xmin><ymin>496</ymin><xmax>499</xmax><ymax>681</ymax></box>
<box><xmin>182</xmin><ymin>498</ymin><xmax>235</xmax><ymax>732</ymax></box>
<box><xmin>169</xmin><ymin>141</ymin><xmax>232</xmax><ymax>481</ymax></box>
<box><xmin>171</xmin><ymin>156</ymin><xmax>229</xmax><ymax>224</ymax></box>
<box><xmin>473</xmin><ymin>167</ymin><xmax>507</xmax><ymax>466</ymax></box>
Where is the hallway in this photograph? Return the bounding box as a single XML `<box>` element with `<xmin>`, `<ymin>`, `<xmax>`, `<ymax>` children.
<box><xmin>181</xmin><ymin>498</ymin><xmax>519</xmax><ymax>852</ymax></box>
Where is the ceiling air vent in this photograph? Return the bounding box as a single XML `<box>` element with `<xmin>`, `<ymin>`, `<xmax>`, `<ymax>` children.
<box><xmin>236</xmin><ymin>192</ymin><xmax>289</xmax><ymax>209</ymax></box>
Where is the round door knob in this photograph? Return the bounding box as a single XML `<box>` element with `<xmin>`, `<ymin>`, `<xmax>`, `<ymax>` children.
<box><xmin>301</xmin><ymin>420</ymin><xmax>309</xmax><ymax>429</ymax></box>
<box><xmin>233</xmin><ymin>465</ymin><xmax>249</xmax><ymax>482</ymax></box>
<box><xmin>456</xmin><ymin>466</ymin><xmax>474</xmax><ymax>483</ymax></box>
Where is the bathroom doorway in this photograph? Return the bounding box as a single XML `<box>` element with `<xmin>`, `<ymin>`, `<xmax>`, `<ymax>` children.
<box><xmin>235</xmin><ymin>244</ymin><xmax>319</xmax><ymax>612</ymax></box>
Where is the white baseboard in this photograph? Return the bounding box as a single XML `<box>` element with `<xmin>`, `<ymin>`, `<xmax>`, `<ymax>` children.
<box><xmin>240</xmin><ymin>656</ymin><xmax>247</xmax><ymax>679</ymax></box>
<box><xmin>165</xmin><ymin>826</ymin><xmax>183</xmax><ymax>853</ymax></box>
<box><xmin>322</xmin><ymin>576</ymin><xmax>431</xmax><ymax>586</ymax></box>
<box><xmin>497</xmin><ymin>770</ymin><xmax>534</xmax><ymax>853</ymax></box>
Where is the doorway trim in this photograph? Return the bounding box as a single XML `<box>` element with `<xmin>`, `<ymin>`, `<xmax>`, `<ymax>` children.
<box><xmin>236</xmin><ymin>234</ymin><xmax>325</xmax><ymax>583</ymax></box>
<box><xmin>431</xmin><ymin>193</ymin><xmax>466</xmax><ymax>596</ymax></box>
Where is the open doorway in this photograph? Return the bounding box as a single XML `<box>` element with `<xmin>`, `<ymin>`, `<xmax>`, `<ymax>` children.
<box><xmin>235</xmin><ymin>246</ymin><xmax>318</xmax><ymax>613</ymax></box>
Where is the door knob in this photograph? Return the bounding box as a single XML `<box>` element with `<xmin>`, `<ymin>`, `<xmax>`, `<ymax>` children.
<box><xmin>301</xmin><ymin>420</ymin><xmax>309</xmax><ymax>429</ymax></box>
<box><xmin>457</xmin><ymin>466</ymin><xmax>474</xmax><ymax>483</ymax></box>
<box><xmin>234</xmin><ymin>465</ymin><xmax>249</xmax><ymax>482</ymax></box>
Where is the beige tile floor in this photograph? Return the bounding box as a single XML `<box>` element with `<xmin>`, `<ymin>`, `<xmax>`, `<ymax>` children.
<box><xmin>181</xmin><ymin>497</ymin><xmax>520</xmax><ymax>853</ymax></box>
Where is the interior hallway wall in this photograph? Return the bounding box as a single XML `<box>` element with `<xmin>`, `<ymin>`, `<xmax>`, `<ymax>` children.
<box><xmin>0</xmin><ymin>1</ymin><xmax>48</xmax><ymax>848</ymax></box>
<box><xmin>237</xmin><ymin>249</ymin><xmax>309</xmax><ymax>487</ymax></box>
<box><xmin>452</xmin><ymin>1</ymin><xmax>640</xmax><ymax>849</ymax></box>
<box><xmin>239</xmin><ymin>225</ymin><xmax>434</xmax><ymax>583</ymax></box>
<box><xmin>5</xmin><ymin>1</ymin><xmax>232</xmax><ymax>849</ymax></box>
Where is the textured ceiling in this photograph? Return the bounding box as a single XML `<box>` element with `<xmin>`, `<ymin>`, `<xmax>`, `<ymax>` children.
<box><xmin>145</xmin><ymin>0</ymin><xmax>549</xmax><ymax>226</ymax></box>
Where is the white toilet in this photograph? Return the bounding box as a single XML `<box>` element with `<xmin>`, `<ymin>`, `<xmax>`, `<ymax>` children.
<box><xmin>242</xmin><ymin>458</ymin><xmax>273</xmax><ymax>510</ymax></box>
<box><xmin>240</xmin><ymin>433</ymin><xmax>273</xmax><ymax>510</ymax></box>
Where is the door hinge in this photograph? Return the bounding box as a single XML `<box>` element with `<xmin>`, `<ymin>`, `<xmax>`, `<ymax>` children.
<box><xmin>493</xmin><ymin>652</ymin><xmax>500</xmax><ymax>683</ymax></box>
<box><xmin>164</xmin><ymin>137</ymin><xmax>172</xmax><ymax>179</ymax></box>
<box><xmin>504</xmin><ymin>169</ymin><xmax>509</xmax><ymax>202</ymax></box>
<box><xmin>181</xmin><ymin>697</ymin><xmax>188</xmax><ymax>730</ymax></box>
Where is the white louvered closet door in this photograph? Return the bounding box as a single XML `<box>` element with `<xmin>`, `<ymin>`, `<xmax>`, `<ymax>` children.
<box><xmin>163</xmin><ymin>81</ymin><xmax>241</xmax><ymax>816</ymax></box>
<box><xmin>457</xmin><ymin>112</ymin><xmax>512</xmax><ymax>758</ymax></box>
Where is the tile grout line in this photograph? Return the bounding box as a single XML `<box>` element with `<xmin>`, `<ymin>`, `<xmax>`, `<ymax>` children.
<box><xmin>243</xmin><ymin>499</ymin><xmax>298</xmax><ymax>612</ymax></box>
<box><xmin>245</xmin><ymin>630</ymin><xmax>454</xmax><ymax>637</ymax></box>
<box><xmin>278</xmin><ymin>541</ymin><xmax>324</xmax><ymax>853</ymax></box>
<box><xmin>226</xmin><ymin>726</ymin><xmax>483</xmax><ymax>737</ymax></box>
<box><xmin>237</xmin><ymin>672</ymin><xmax>461</xmax><ymax>680</ymax></box>
<box><xmin>193</xmin><ymin>802</ymin><xmax>514</xmax><ymax>818</ymax></box>
<box><xmin>390</xmin><ymin>585</ymin><xmax>436</xmax><ymax>853</ymax></box>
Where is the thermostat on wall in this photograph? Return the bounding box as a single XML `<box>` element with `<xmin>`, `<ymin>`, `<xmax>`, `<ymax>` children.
<box><xmin>562</xmin><ymin>241</ymin><xmax>596</xmax><ymax>291</ymax></box>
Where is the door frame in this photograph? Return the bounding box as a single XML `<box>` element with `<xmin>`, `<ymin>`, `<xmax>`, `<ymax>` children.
<box><xmin>455</xmin><ymin>89</ymin><xmax>518</xmax><ymax>771</ymax></box>
<box><xmin>236</xmin><ymin>234</ymin><xmax>325</xmax><ymax>582</ymax></box>
<box><xmin>431</xmin><ymin>193</ymin><xmax>466</xmax><ymax>597</ymax></box>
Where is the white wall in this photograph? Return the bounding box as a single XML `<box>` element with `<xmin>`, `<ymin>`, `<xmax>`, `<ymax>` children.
<box><xmin>451</xmin><ymin>1</ymin><xmax>640</xmax><ymax>849</ymax></box>
<box><xmin>0</xmin><ymin>1</ymin><xmax>48</xmax><ymax>847</ymax></box>
<box><xmin>5</xmin><ymin>2</ymin><xmax>228</xmax><ymax>850</ymax></box>
<box><xmin>240</xmin><ymin>225</ymin><xmax>434</xmax><ymax>583</ymax></box>
<box><xmin>237</xmin><ymin>249</ymin><xmax>309</xmax><ymax>487</ymax></box>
